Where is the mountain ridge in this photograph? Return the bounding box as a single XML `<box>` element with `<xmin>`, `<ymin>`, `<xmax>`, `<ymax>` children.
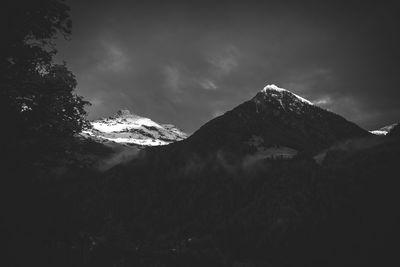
<box><xmin>81</xmin><ymin>109</ymin><xmax>188</xmax><ymax>147</ymax></box>
<box><xmin>168</xmin><ymin>84</ymin><xmax>370</xmax><ymax>160</ymax></box>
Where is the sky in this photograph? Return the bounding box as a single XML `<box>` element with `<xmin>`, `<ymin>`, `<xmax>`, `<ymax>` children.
<box><xmin>56</xmin><ymin>0</ymin><xmax>400</xmax><ymax>133</ymax></box>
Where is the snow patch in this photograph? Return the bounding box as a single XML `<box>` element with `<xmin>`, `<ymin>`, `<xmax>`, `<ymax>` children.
<box><xmin>369</xmin><ymin>123</ymin><xmax>398</xmax><ymax>136</ymax></box>
<box><xmin>95</xmin><ymin>136</ymin><xmax>169</xmax><ymax>146</ymax></box>
<box><xmin>91</xmin><ymin>117</ymin><xmax>162</xmax><ymax>133</ymax></box>
<box><xmin>262</xmin><ymin>84</ymin><xmax>314</xmax><ymax>105</ymax></box>
<box><xmin>82</xmin><ymin>110</ymin><xmax>188</xmax><ymax>147</ymax></box>
<box><xmin>370</xmin><ymin>130</ymin><xmax>388</xmax><ymax>136</ymax></box>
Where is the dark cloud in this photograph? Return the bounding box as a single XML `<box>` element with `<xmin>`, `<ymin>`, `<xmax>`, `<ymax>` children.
<box><xmin>55</xmin><ymin>0</ymin><xmax>400</xmax><ymax>133</ymax></box>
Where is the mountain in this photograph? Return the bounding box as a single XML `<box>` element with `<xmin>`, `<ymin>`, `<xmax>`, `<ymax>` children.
<box><xmin>97</xmin><ymin>86</ymin><xmax>399</xmax><ymax>266</ymax></box>
<box><xmin>164</xmin><ymin>84</ymin><xmax>370</xmax><ymax>160</ymax></box>
<box><xmin>81</xmin><ymin>109</ymin><xmax>188</xmax><ymax>147</ymax></box>
<box><xmin>13</xmin><ymin>85</ymin><xmax>400</xmax><ymax>267</ymax></box>
<box><xmin>370</xmin><ymin>123</ymin><xmax>399</xmax><ymax>136</ymax></box>
<box><xmin>388</xmin><ymin>123</ymin><xmax>400</xmax><ymax>137</ymax></box>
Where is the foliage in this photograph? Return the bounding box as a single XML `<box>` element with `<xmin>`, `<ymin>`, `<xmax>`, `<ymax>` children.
<box><xmin>0</xmin><ymin>0</ymin><xmax>90</xmax><ymax>143</ymax></box>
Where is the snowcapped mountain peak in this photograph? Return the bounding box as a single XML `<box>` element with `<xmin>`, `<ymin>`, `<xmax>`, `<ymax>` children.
<box><xmin>260</xmin><ymin>84</ymin><xmax>314</xmax><ymax>105</ymax></box>
<box><xmin>116</xmin><ymin>109</ymin><xmax>133</xmax><ymax>117</ymax></box>
<box><xmin>81</xmin><ymin>110</ymin><xmax>188</xmax><ymax>147</ymax></box>
<box><xmin>180</xmin><ymin>83</ymin><xmax>369</xmax><ymax>158</ymax></box>
<box><xmin>113</xmin><ymin>109</ymin><xmax>151</xmax><ymax>122</ymax></box>
<box><xmin>262</xmin><ymin>84</ymin><xmax>286</xmax><ymax>92</ymax></box>
<box><xmin>253</xmin><ymin>84</ymin><xmax>315</xmax><ymax>115</ymax></box>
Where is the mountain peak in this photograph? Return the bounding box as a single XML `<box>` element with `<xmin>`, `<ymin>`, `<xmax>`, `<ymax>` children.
<box><xmin>82</xmin><ymin>110</ymin><xmax>188</xmax><ymax>147</ymax></box>
<box><xmin>176</xmin><ymin>83</ymin><xmax>369</xmax><ymax>158</ymax></box>
<box><xmin>116</xmin><ymin>109</ymin><xmax>133</xmax><ymax>117</ymax></box>
<box><xmin>113</xmin><ymin>109</ymin><xmax>144</xmax><ymax>120</ymax></box>
<box><xmin>261</xmin><ymin>84</ymin><xmax>286</xmax><ymax>92</ymax></box>
<box><xmin>260</xmin><ymin>84</ymin><xmax>313</xmax><ymax>105</ymax></box>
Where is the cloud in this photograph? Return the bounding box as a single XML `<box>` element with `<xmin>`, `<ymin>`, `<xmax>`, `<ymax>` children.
<box><xmin>88</xmin><ymin>97</ymin><xmax>104</xmax><ymax>108</ymax></box>
<box><xmin>56</xmin><ymin>0</ymin><xmax>400</xmax><ymax>133</ymax></box>
<box><xmin>281</xmin><ymin>68</ymin><xmax>333</xmax><ymax>97</ymax></box>
<box><xmin>163</xmin><ymin>63</ymin><xmax>218</xmax><ymax>93</ymax></box>
<box><xmin>313</xmin><ymin>96</ymin><xmax>332</xmax><ymax>106</ymax></box>
<box><xmin>97</xmin><ymin>146</ymin><xmax>141</xmax><ymax>172</ymax></box>
<box><xmin>96</xmin><ymin>41</ymin><xmax>130</xmax><ymax>73</ymax></box>
<box><xmin>206</xmin><ymin>45</ymin><xmax>240</xmax><ymax>76</ymax></box>
<box><xmin>163</xmin><ymin>64</ymin><xmax>183</xmax><ymax>93</ymax></box>
<box><xmin>199</xmin><ymin>79</ymin><xmax>218</xmax><ymax>90</ymax></box>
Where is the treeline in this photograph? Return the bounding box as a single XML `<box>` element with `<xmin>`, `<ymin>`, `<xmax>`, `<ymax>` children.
<box><xmin>86</xmin><ymin>136</ymin><xmax>399</xmax><ymax>266</ymax></box>
<box><xmin>10</xmin><ymin>135</ymin><xmax>398</xmax><ymax>266</ymax></box>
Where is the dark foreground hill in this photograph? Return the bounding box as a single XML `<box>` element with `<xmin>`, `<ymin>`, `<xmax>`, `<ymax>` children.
<box><xmin>8</xmin><ymin>132</ymin><xmax>398</xmax><ymax>266</ymax></box>
<box><xmin>85</xmin><ymin>133</ymin><xmax>397</xmax><ymax>267</ymax></box>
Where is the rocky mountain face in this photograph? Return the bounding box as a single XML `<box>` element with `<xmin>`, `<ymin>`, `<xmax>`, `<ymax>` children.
<box><xmin>165</xmin><ymin>84</ymin><xmax>370</xmax><ymax>160</ymax></box>
<box><xmin>81</xmin><ymin>110</ymin><xmax>187</xmax><ymax>148</ymax></box>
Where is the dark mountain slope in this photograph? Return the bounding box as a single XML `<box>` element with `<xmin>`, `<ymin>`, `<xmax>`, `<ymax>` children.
<box><xmin>152</xmin><ymin>85</ymin><xmax>369</xmax><ymax>163</ymax></box>
<box><xmin>95</xmin><ymin>130</ymin><xmax>400</xmax><ymax>266</ymax></box>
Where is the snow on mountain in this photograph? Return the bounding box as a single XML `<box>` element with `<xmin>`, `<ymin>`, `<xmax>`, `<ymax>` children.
<box><xmin>261</xmin><ymin>84</ymin><xmax>314</xmax><ymax>105</ymax></box>
<box><xmin>370</xmin><ymin>123</ymin><xmax>398</xmax><ymax>136</ymax></box>
<box><xmin>169</xmin><ymin>84</ymin><xmax>369</xmax><ymax>161</ymax></box>
<box><xmin>254</xmin><ymin>84</ymin><xmax>316</xmax><ymax>116</ymax></box>
<box><xmin>81</xmin><ymin>110</ymin><xmax>188</xmax><ymax>147</ymax></box>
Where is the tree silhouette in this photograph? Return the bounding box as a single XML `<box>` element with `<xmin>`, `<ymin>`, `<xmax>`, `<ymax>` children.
<box><xmin>0</xmin><ymin>0</ymin><xmax>90</xmax><ymax>143</ymax></box>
